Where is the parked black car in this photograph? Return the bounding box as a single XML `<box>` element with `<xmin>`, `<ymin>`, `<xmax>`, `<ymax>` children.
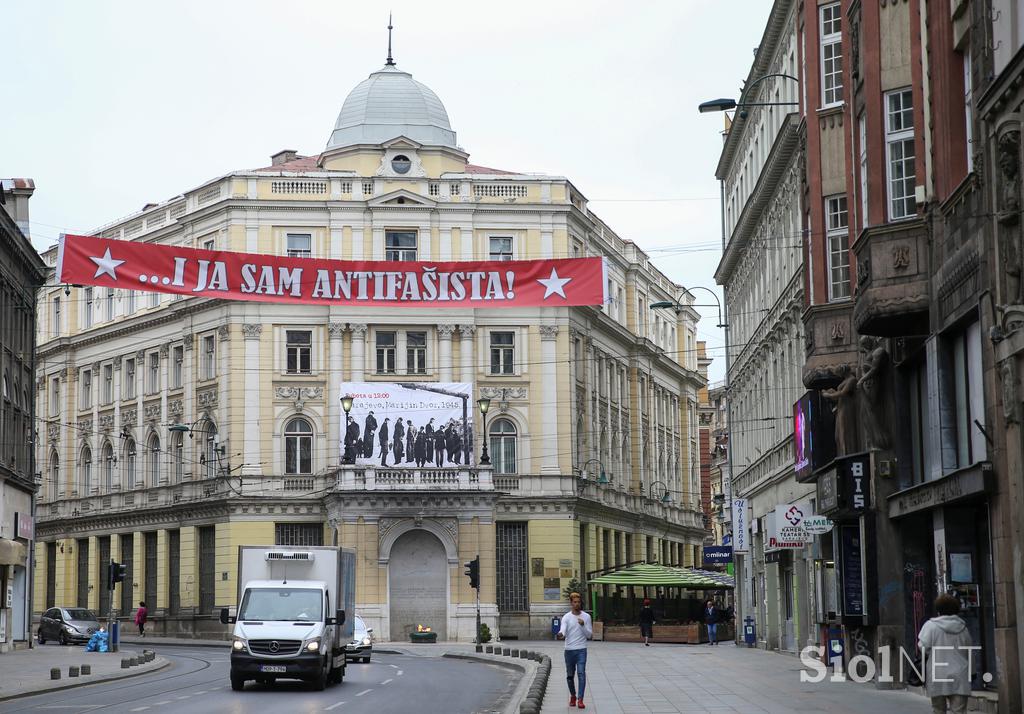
<box><xmin>345</xmin><ymin>615</ymin><xmax>373</xmax><ymax>663</ymax></box>
<box><xmin>38</xmin><ymin>607</ymin><xmax>101</xmax><ymax>645</ymax></box>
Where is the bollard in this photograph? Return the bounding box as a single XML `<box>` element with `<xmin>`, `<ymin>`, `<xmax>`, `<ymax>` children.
<box><xmin>121</xmin><ymin>658</ymin><xmax>131</xmax><ymax>669</ymax></box>
<box><xmin>510</xmin><ymin>648</ymin><xmax>519</xmax><ymax>658</ymax></box>
<box><xmin>485</xmin><ymin>645</ymin><xmax>493</xmax><ymax>654</ymax></box>
<box><xmin>502</xmin><ymin>647</ymin><xmax>510</xmax><ymax>656</ymax></box>
<box><xmin>68</xmin><ymin>666</ymin><xmax>79</xmax><ymax>678</ymax></box>
<box><xmin>475</xmin><ymin>644</ymin><xmax>483</xmax><ymax>653</ymax></box>
<box><xmin>519</xmin><ymin>649</ymin><xmax>528</xmax><ymax>658</ymax></box>
<box><xmin>81</xmin><ymin>664</ymin><xmax>91</xmax><ymax>675</ymax></box>
<box><xmin>129</xmin><ymin>657</ymin><xmax>139</xmax><ymax>666</ymax></box>
<box><xmin>50</xmin><ymin>668</ymin><xmax>61</xmax><ymax>680</ymax></box>
<box><xmin>145</xmin><ymin>651</ymin><xmax>154</xmax><ymax>662</ymax></box>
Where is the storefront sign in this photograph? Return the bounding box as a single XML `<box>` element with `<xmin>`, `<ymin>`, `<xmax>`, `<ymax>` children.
<box><xmin>839</xmin><ymin>523</ymin><xmax>864</xmax><ymax>619</ymax></box>
<box><xmin>15</xmin><ymin>512</ymin><xmax>33</xmax><ymax>540</ymax></box>
<box><xmin>816</xmin><ymin>453</ymin><xmax>870</xmax><ymax>516</ymax></box>
<box><xmin>887</xmin><ymin>463</ymin><xmax>992</xmax><ymax>518</ymax></box>
<box><xmin>766</xmin><ymin>502</ymin><xmax>813</xmax><ymax>550</ymax></box>
<box><xmin>731</xmin><ymin>499</ymin><xmax>749</xmax><ymax>553</ymax></box>
<box><xmin>58</xmin><ymin>233</ymin><xmax>606</xmax><ymax>308</ymax></box>
<box><xmin>803</xmin><ymin>516</ymin><xmax>834</xmax><ymax>535</ymax></box>
<box><xmin>703</xmin><ymin>546</ymin><xmax>733</xmax><ymax>565</ymax></box>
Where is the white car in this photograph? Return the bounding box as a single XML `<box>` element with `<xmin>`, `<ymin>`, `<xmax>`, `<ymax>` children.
<box><xmin>345</xmin><ymin>615</ymin><xmax>373</xmax><ymax>663</ymax></box>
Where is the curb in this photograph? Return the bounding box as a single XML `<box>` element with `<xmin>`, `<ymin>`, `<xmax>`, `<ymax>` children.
<box><xmin>442</xmin><ymin>652</ymin><xmax>537</xmax><ymax>714</ymax></box>
<box><xmin>117</xmin><ymin>639</ymin><xmax>229</xmax><ymax>649</ymax></box>
<box><xmin>0</xmin><ymin>655</ymin><xmax>171</xmax><ymax>702</ymax></box>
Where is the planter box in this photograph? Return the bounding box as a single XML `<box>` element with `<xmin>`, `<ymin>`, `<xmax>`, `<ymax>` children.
<box><xmin>410</xmin><ymin>632</ymin><xmax>437</xmax><ymax>643</ymax></box>
<box><xmin>599</xmin><ymin>622</ymin><xmax>734</xmax><ymax>644</ymax></box>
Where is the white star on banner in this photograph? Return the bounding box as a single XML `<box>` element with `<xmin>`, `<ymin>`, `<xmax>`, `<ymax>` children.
<box><xmin>89</xmin><ymin>248</ymin><xmax>125</xmax><ymax>280</ymax></box>
<box><xmin>537</xmin><ymin>267</ymin><xmax>572</xmax><ymax>299</ymax></box>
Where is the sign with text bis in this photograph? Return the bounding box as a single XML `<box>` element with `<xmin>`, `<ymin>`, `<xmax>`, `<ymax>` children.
<box><xmin>703</xmin><ymin>546</ymin><xmax>733</xmax><ymax>565</ymax></box>
<box><xmin>816</xmin><ymin>452</ymin><xmax>871</xmax><ymax>517</ymax></box>
<box><xmin>57</xmin><ymin>234</ymin><xmax>606</xmax><ymax>308</ymax></box>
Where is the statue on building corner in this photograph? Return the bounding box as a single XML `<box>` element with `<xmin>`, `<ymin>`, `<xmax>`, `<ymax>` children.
<box><xmin>822</xmin><ymin>364</ymin><xmax>859</xmax><ymax>456</ymax></box>
<box><xmin>997</xmin><ymin>129</ymin><xmax>1022</xmax><ymax>304</ymax></box>
<box><xmin>858</xmin><ymin>336</ymin><xmax>891</xmax><ymax>450</ymax></box>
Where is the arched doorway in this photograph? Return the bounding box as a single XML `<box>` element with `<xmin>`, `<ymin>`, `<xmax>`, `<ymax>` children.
<box><xmin>389</xmin><ymin>529</ymin><xmax>448</xmax><ymax>641</ymax></box>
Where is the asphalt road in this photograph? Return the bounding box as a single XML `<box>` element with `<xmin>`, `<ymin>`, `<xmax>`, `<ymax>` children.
<box><xmin>0</xmin><ymin>647</ymin><xmax>519</xmax><ymax>714</ymax></box>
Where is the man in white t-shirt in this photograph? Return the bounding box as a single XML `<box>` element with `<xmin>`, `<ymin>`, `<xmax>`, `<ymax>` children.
<box><xmin>557</xmin><ymin>592</ymin><xmax>593</xmax><ymax>709</ymax></box>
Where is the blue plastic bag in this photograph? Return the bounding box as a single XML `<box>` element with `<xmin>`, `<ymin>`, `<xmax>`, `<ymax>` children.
<box><xmin>85</xmin><ymin>630</ymin><xmax>109</xmax><ymax>653</ymax></box>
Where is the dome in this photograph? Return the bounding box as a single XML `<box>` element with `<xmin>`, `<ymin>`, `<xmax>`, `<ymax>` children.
<box><xmin>326</xmin><ymin>64</ymin><xmax>457</xmax><ymax>150</ymax></box>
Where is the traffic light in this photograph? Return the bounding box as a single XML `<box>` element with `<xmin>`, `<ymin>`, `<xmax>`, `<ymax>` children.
<box><xmin>108</xmin><ymin>560</ymin><xmax>127</xmax><ymax>590</ymax></box>
<box><xmin>465</xmin><ymin>555</ymin><xmax>480</xmax><ymax>590</ymax></box>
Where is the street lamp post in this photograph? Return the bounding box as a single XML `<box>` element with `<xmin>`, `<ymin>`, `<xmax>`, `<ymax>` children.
<box><xmin>580</xmin><ymin>458</ymin><xmax>608</xmax><ymax>484</ymax></box>
<box><xmin>697</xmin><ymin>73</ymin><xmax>800</xmax><ymax>119</ymax></box>
<box><xmin>650</xmin><ymin>285</ymin><xmax>727</xmax><ymax>329</ymax></box>
<box><xmin>477</xmin><ymin>397</ymin><xmax>491</xmax><ymax>465</ymax></box>
<box><xmin>341</xmin><ymin>395</ymin><xmax>355</xmax><ymax>464</ymax></box>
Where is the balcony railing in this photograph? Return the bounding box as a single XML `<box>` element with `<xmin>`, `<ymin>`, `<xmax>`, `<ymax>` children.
<box><xmin>335</xmin><ymin>467</ymin><xmax>493</xmax><ymax>491</ymax></box>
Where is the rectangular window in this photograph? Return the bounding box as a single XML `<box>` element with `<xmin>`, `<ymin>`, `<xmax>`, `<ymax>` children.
<box><xmin>148</xmin><ymin>290</ymin><xmax>160</xmax><ymax>308</ymax></box>
<box><xmin>275</xmin><ymin>523</ymin><xmax>324</xmax><ymax>547</ymax></box>
<box><xmin>951</xmin><ymin>322</ymin><xmax>985</xmax><ymax>468</ymax></box>
<box><xmin>105</xmin><ymin>288</ymin><xmax>115</xmax><ymax>321</ymax></box>
<box><xmin>125</xmin><ymin>290</ymin><xmax>136</xmax><ymax>315</ymax></box>
<box><xmin>202</xmin><ymin>238</ymin><xmax>215</xmax><ymax>251</ymax></box>
<box><xmin>908</xmin><ymin>360</ymin><xmax>929</xmax><ymax>485</ymax></box>
<box><xmin>885</xmin><ymin>89</ymin><xmax>917</xmax><ymax>220</ymax></box>
<box><xmin>825</xmin><ymin>195</ymin><xmax>851</xmax><ymax>300</ymax></box>
<box><xmin>286</xmin><ymin>233</ymin><xmax>312</xmax><ymax>258</ymax></box>
<box><xmin>858</xmin><ymin>114</ymin><xmax>868</xmax><ymax>229</ymax></box>
<box><xmin>172</xmin><ymin>345</ymin><xmax>184</xmax><ymax>388</ymax></box>
<box><xmin>102</xmin><ymin>364</ymin><xmax>113</xmax><ymax>404</ymax></box>
<box><xmin>50</xmin><ymin>376</ymin><xmax>60</xmax><ymax>416</ymax></box>
<box><xmin>489</xmin><ymin>236</ymin><xmax>513</xmax><ymax>261</ymax></box>
<box><xmin>406</xmin><ymin>331</ymin><xmax>427</xmax><ymax>374</ymax></box>
<box><xmin>80</xmin><ymin>369</ymin><xmax>92</xmax><ymax>409</ymax></box>
<box><xmin>385</xmin><ymin>230</ymin><xmax>417</xmax><ymax>261</ymax></box>
<box><xmin>490</xmin><ymin>331</ymin><xmax>515</xmax><ymax>375</ymax></box>
<box><xmin>820</xmin><ymin>3</ymin><xmax>843</xmax><ymax>106</ymax></box>
<box><xmin>964</xmin><ymin>51</ymin><xmax>974</xmax><ymax>172</ymax></box>
<box><xmin>202</xmin><ymin>335</ymin><xmax>216</xmax><ymax>379</ymax></box>
<box><xmin>124</xmin><ymin>358</ymin><xmax>136</xmax><ymax>399</ymax></box>
<box><xmin>376</xmin><ymin>331</ymin><xmax>397</xmax><ymax>374</ymax></box>
<box><xmin>147</xmin><ymin>352</ymin><xmax>159</xmax><ymax>394</ymax></box>
<box><xmin>286</xmin><ymin>330</ymin><xmax>312</xmax><ymax>374</ymax></box>
<box><xmin>496</xmin><ymin>522</ymin><xmax>528</xmax><ymax>612</ymax></box>
<box><xmin>52</xmin><ymin>297</ymin><xmax>61</xmax><ymax>337</ymax></box>
<box><xmin>84</xmin><ymin>288</ymin><xmax>94</xmax><ymax>328</ymax></box>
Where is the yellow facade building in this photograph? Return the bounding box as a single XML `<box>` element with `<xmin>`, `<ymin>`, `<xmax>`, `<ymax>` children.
<box><xmin>33</xmin><ymin>59</ymin><xmax>706</xmax><ymax>640</ymax></box>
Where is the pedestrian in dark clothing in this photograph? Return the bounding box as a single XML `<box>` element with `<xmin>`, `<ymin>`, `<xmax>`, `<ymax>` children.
<box><xmin>378</xmin><ymin>419</ymin><xmax>390</xmax><ymax>467</ymax></box>
<box><xmin>639</xmin><ymin>599</ymin><xmax>655</xmax><ymax>646</ymax></box>
<box><xmin>704</xmin><ymin>599</ymin><xmax>720</xmax><ymax>645</ymax></box>
<box><xmin>362</xmin><ymin>412</ymin><xmax>377</xmax><ymax>457</ymax></box>
<box><xmin>406</xmin><ymin>424</ymin><xmax>415</xmax><ymax>463</ymax></box>
<box><xmin>425</xmin><ymin>419</ymin><xmax>435</xmax><ymax>462</ymax></box>
<box><xmin>393</xmin><ymin>419</ymin><xmax>405</xmax><ymax>463</ymax></box>
<box><xmin>135</xmin><ymin>602</ymin><xmax>148</xmax><ymax>637</ymax></box>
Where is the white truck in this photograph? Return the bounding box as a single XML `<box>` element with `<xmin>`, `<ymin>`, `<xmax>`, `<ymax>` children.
<box><xmin>221</xmin><ymin>546</ymin><xmax>355</xmax><ymax>691</ymax></box>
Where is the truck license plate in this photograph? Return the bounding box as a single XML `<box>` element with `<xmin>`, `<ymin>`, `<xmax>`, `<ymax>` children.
<box><xmin>259</xmin><ymin>665</ymin><xmax>286</xmax><ymax>673</ymax></box>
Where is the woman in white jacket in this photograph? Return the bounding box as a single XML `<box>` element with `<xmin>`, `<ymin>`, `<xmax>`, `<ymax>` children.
<box><xmin>917</xmin><ymin>593</ymin><xmax>973</xmax><ymax>714</ymax></box>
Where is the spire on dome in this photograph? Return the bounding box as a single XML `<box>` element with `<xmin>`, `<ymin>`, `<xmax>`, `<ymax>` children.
<box><xmin>386</xmin><ymin>13</ymin><xmax>395</xmax><ymax>66</ymax></box>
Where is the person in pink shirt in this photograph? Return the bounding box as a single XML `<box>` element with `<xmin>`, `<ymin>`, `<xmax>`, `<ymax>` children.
<box><xmin>134</xmin><ymin>601</ymin><xmax>148</xmax><ymax>637</ymax></box>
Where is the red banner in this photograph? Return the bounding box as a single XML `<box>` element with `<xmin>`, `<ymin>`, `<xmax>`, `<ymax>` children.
<box><xmin>58</xmin><ymin>234</ymin><xmax>606</xmax><ymax>308</ymax></box>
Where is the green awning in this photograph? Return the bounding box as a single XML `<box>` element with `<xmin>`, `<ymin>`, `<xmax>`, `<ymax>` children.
<box><xmin>588</xmin><ymin>562</ymin><xmax>734</xmax><ymax>590</ymax></box>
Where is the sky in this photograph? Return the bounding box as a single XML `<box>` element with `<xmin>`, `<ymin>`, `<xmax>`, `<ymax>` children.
<box><xmin>2</xmin><ymin>1</ymin><xmax>773</xmax><ymax>382</ymax></box>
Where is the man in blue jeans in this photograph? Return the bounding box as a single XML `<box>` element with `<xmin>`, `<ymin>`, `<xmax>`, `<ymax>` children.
<box><xmin>558</xmin><ymin>592</ymin><xmax>593</xmax><ymax>709</ymax></box>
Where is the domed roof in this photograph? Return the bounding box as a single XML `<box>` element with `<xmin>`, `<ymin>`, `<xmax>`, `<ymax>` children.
<box><xmin>326</xmin><ymin>64</ymin><xmax>457</xmax><ymax>150</ymax></box>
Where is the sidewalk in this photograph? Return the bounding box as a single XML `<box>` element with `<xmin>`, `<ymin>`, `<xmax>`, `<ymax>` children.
<box><xmin>0</xmin><ymin>644</ymin><xmax>168</xmax><ymax>701</ymax></box>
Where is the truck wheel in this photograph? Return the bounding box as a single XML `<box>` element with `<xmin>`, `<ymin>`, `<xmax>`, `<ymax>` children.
<box><xmin>329</xmin><ymin>662</ymin><xmax>343</xmax><ymax>684</ymax></box>
<box><xmin>312</xmin><ymin>657</ymin><xmax>328</xmax><ymax>691</ymax></box>
<box><xmin>230</xmin><ymin>675</ymin><xmax>245</xmax><ymax>691</ymax></box>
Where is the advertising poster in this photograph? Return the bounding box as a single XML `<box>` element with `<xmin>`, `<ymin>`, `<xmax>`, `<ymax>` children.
<box><xmin>732</xmin><ymin>498</ymin><xmax>749</xmax><ymax>553</ymax></box>
<box><xmin>340</xmin><ymin>383</ymin><xmax>474</xmax><ymax>468</ymax></box>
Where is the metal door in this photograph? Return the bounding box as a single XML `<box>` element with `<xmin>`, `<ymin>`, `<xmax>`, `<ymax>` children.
<box><xmin>198</xmin><ymin>526</ymin><xmax>215</xmax><ymax>614</ymax></box>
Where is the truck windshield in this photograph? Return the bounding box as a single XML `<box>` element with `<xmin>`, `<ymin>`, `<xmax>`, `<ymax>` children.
<box><xmin>238</xmin><ymin>588</ymin><xmax>323</xmax><ymax>621</ymax></box>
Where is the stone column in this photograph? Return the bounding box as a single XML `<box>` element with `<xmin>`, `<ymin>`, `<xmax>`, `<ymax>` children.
<box><xmin>458</xmin><ymin>325</ymin><xmax>476</xmax><ymax>383</ymax></box>
<box><xmin>159</xmin><ymin>345</ymin><xmax>169</xmax><ymax>484</ymax></box>
<box><xmin>112</xmin><ymin>359</ymin><xmax>122</xmax><ymax>490</ymax></box>
<box><xmin>328</xmin><ymin>323</ymin><xmax>346</xmax><ymax>466</ymax></box>
<box><xmin>539</xmin><ymin>325</ymin><xmax>560</xmax><ymax>474</ymax></box>
<box><xmin>350</xmin><ymin>324</ymin><xmax>367</xmax><ymax>381</ymax></box>
<box><xmin>217</xmin><ymin>325</ymin><xmax>230</xmax><ymax>447</ymax></box>
<box><xmin>241</xmin><ymin>324</ymin><xmax>262</xmax><ymax>476</ymax></box>
<box><xmin>438</xmin><ymin>324</ymin><xmax>457</xmax><ymax>382</ymax></box>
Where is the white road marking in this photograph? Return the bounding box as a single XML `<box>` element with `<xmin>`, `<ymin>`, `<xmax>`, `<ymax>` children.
<box><xmin>324</xmin><ymin>702</ymin><xmax>347</xmax><ymax>711</ymax></box>
<box><xmin>152</xmin><ymin>702</ymin><xmax>172</xmax><ymax>706</ymax></box>
<box><xmin>380</xmin><ymin>678</ymin><xmax>393</xmax><ymax>684</ymax></box>
<box><xmin>355</xmin><ymin>689</ymin><xmax>372</xmax><ymax>697</ymax></box>
<box><xmin>176</xmin><ymin>695</ymin><xmax>191</xmax><ymax>700</ymax></box>
<box><xmin>130</xmin><ymin>708</ymin><xmax>149</xmax><ymax>712</ymax></box>
<box><xmin>388</xmin><ymin>664</ymin><xmax>399</xmax><ymax>669</ymax></box>
<box><xmin>192</xmin><ymin>690</ymin><xmax>206</xmax><ymax>695</ymax></box>
<box><xmin>396</xmin><ymin>670</ymin><xmax>403</xmax><ymax>676</ymax></box>
<box><xmin>39</xmin><ymin>707</ymin><xmax>102</xmax><ymax>710</ymax></box>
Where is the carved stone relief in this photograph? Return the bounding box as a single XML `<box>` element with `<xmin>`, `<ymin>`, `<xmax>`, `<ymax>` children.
<box><xmin>197</xmin><ymin>390</ymin><xmax>218</xmax><ymax>408</ymax></box>
<box><xmin>241</xmin><ymin>324</ymin><xmax>262</xmax><ymax>339</ymax></box>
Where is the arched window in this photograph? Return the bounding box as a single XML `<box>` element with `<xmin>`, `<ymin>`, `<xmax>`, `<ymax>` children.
<box><xmin>173</xmin><ymin>431</ymin><xmax>184</xmax><ymax>483</ymax></box>
<box><xmin>284</xmin><ymin>418</ymin><xmax>312</xmax><ymax>475</ymax></box>
<box><xmin>203</xmin><ymin>421</ymin><xmax>219</xmax><ymax>479</ymax></box>
<box><xmin>489</xmin><ymin>418</ymin><xmax>517</xmax><ymax>474</ymax></box>
<box><xmin>49</xmin><ymin>451</ymin><xmax>59</xmax><ymax>501</ymax></box>
<box><xmin>124</xmin><ymin>439</ymin><xmax>137</xmax><ymax>488</ymax></box>
<box><xmin>80</xmin><ymin>445</ymin><xmax>93</xmax><ymax>495</ymax></box>
<box><xmin>102</xmin><ymin>441</ymin><xmax>115</xmax><ymax>492</ymax></box>
<box><xmin>147</xmin><ymin>434</ymin><xmax>161</xmax><ymax>487</ymax></box>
